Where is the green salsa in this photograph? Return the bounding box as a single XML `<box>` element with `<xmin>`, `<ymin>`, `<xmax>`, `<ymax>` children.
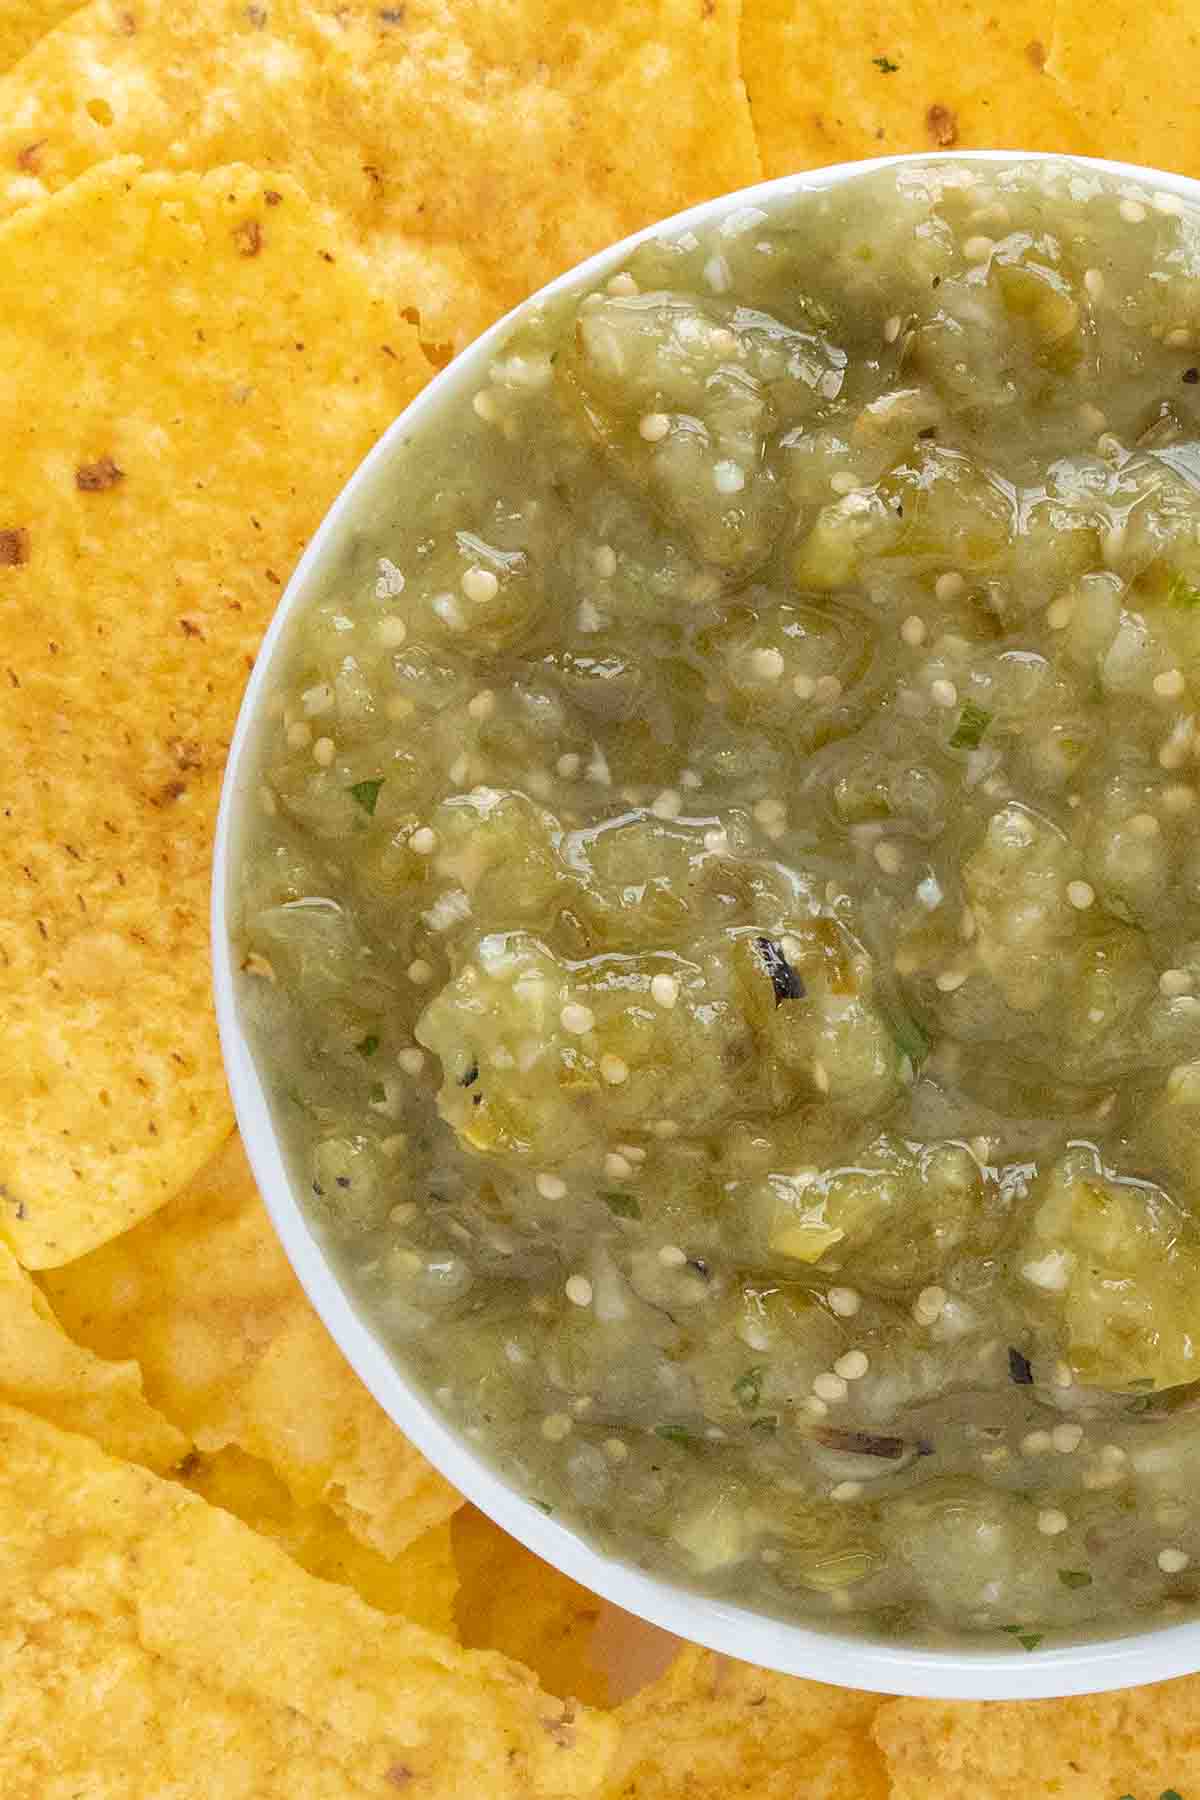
<box><xmin>236</xmin><ymin>160</ymin><xmax>1200</xmax><ymax>1645</ymax></box>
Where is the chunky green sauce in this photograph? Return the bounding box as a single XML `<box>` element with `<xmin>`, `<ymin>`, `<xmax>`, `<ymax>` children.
<box><xmin>238</xmin><ymin>161</ymin><xmax>1200</xmax><ymax>1645</ymax></box>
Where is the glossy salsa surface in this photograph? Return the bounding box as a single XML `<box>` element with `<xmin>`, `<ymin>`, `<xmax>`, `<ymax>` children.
<box><xmin>237</xmin><ymin>161</ymin><xmax>1200</xmax><ymax>1646</ymax></box>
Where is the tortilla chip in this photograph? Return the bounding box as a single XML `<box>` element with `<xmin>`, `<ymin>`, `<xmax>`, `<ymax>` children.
<box><xmin>183</xmin><ymin>1446</ymin><xmax>459</xmax><ymax>1635</ymax></box>
<box><xmin>454</xmin><ymin>1506</ymin><xmax>612</xmax><ymax>1708</ymax></box>
<box><xmin>1043</xmin><ymin>2</ymin><xmax>1200</xmax><ymax>181</ymax></box>
<box><xmin>0</xmin><ymin>1236</ymin><xmax>186</xmax><ymax>1471</ymax></box>
<box><xmin>42</xmin><ymin>1129</ymin><xmax>462</xmax><ymax>1557</ymax></box>
<box><xmin>741</xmin><ymin>0</ymin><xmax>1095</xmax><ymax>179</ymax></box>
<box><xmin>0</xmin><ymin>1402</ymin><xmax>615</xmax><ymax>1798</ymax></box>
<box><xmin>0</xmin><ymin>0</ymin><xmax>80</xmax><ymax>72</ymax></box>
<box><xmin>0</xmin><ymin>0</ymin><xmax>760</xmax><ymax>349</ymax></box>
<box><xmin>604</xmin><ymin>1645</ymin><xmax>888</xmax><ymax>1799</ymax></box>
<box><xmin>875</xmin><ymin>1685</ymin><xmax>1200</xmax><ymax>1798</ymax></box>
<box><xmin>0</xmin><ymin>158</ymin><xmax>430</xmax><ymax>1268</ymax></box>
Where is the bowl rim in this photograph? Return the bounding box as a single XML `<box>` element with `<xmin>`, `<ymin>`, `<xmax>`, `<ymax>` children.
<box><xmin>213</xmin><ymin>147</ymin><xmax>1200</xmax><ymax>1701</ymax></box>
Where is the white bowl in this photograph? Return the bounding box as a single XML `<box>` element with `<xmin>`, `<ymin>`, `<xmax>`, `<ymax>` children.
<box><xmin>214</xmin><ymin>149</ymin><xmax>1200</xmax><ymax>1701</ymax></box>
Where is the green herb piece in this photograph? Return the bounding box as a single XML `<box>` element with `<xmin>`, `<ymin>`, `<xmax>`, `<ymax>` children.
<box><xmin>1161</xmin><ymin>1789</ymin><xmax>1184</xmax><ymax>1799</ymax></box>
<box><xmin>1128</xmin><ymin>1377</ymin><xmax>1157</xmax><ymax>1389</ymax></box>
<box><xmin>654</xmin><ymin>1423</ymin><xmax>699</xmax><ymax>1446</ymax></box>
<box><xmin>888</xmin><ymin>1008</ymin><xmax>931</xmax><ymax>1065</ymax></box>
<box><xmin>356</xmin><ymin>1032</ymin><xmax>380</xmax><ymax>1058</ymax></box>
<box><xmin>533</xmin><ymin>1499</ymin><xmax>555</xmax><ymax>1515</ymax></box>
<box><xmin>733</xmin><ymin>1366</ymin><xmax>765</xmax><ymax>1413</ymax></box>
<box><xmin>368</xmin><ymin>1081</ymin><xmax>386</xmax><ymax>1103</ymax></box>
<box><xmin>872</xmin><ymin>54</ymin><xmax>899</xmax><ymax>71</ymax></box>
<box><xmin>749</xmin><ymin>1414</ymin><xmax>779</xmax><ymax>1435</ymax></box>
<box><xmin>1058</xmin><ymin>1568</ymin><xmax>1092</xmax><ymax>1589</ymax></box>
<box><xmin>602</xmin><ymin>1190</ymin><xmax>642</xmax><ymax>1220</ymax></box>
<box><xmin>1016</xmin><ymin>1632</ymin><xmax>1043</xmax><ymax>1651</ymax></box>
<box><xmin>349</xmin><ymin>777</ymin><xmax>383</xmax><ymax>816</ymax></box>
<box><xmin>1168</xmin><ymin>571</ymin><xmax>1200</xmax><ymax>609</ymax></box>
<box><xmin>949</xmin><ymin>700</ymin><xmax>992</xmax><ymax>750</ymax></box>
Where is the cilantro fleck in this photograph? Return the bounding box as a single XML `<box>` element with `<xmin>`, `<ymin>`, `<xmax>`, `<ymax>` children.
<box><xmin>356</xmin><ymin>1032</ymin><xmax>381</xmax><ymax>1058</ymax></box>
<box><xmin>1017</xmin><ymin>1633</ymin><xmax>1044</xmax><ymax>1651</ymax></box>
<box><xmin>732</xmin><ymin>1366</ymin><xmax>765</xmax><ymax>1413</ymax></box>
<box><xmin>887</xmin><ymin>1008</ymin><xmax>930</xmax><ymax>1066</ymax></box>
<box><xmin>1167</xmin><ymin>571</ymin><xmax>1200</xmax><ymax>609</ymax></box>
<box><xmin>654</xmin><ymin>1423</ymin><xmax>700</xmax><ymax>1446</ymax></box>
<box><xmin>949</xmin><ymin>700</ymin><xmax>992</xmax><ymax>750</ymax></box>
<box><xmin>873</xmin><ymin>54</ymin><xmax>899</xmax><ymax>71</ymax></box>
<box><xmin>1058</xmin><ymin>1568</ymin><xmax>1093</xmax><ymax>1589</ymax></box>
<box><xmin>749</xmin><ymin>1414</ymin><xmax>779</xmax><ymax>1434</ymax></box>
<box><xmin>602</xmin><ymin>1190</ymin><xmax>641</xmax><ymax>1220</ymax></box>
<box><xmin>369</xmin><ymin>1081</ymin><xmax>386</xmax><ymax>1103</ymax></box>
<box><xmin>1128</xmin><ymin>1377</ymin><xmax>1157</xmax><ymax>1389</ymax></box>
<box><xmin>349</xmin><ymin>777</ymin><xmax>384</xmax><ymax>815</ymax></box>
<box><xmin>533</xmin><ymin>1499</ymin><xmax>555</xmax><ymax>1515</ymax></box>
<box><xmin>1161</xmin><ymin>1789</ymin><xmax>1184</xmax><ymax>1799</ymax></box>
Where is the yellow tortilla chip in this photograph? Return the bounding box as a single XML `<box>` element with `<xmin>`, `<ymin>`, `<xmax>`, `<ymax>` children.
<box><xmin>605</xmin><ymin>1645</ymin><xmax>888</xmax><ymax>1799</ymax></box>
<box><xmin>0</xmin><ymin>1237</ymin><xmax>186</xmax><ymax>1471</ymax></box>
<box><xmin>183</xmin><ymin>1447</ymin><xmax>459</xmax><ymax>1636</ymax></box>
<box><xmin>1043</xmin><ymin>3</ymin><xmax>1200</xmax><ymax>180</ymax></box>
<box><xmin>0</xmin><ymin>0</ymin><xmax>80</xmax><ymax>72</ymax></box>
<box><xmin>875</xmin><ymin>1685</ymin><xmax>1200</xmax><ymax>1798</ymax></box>
<box><xmin>42</xmin><ymin>1130</ymin><xmax>462</xmax><ymax>1558</ymax></box>
<box><xmin>0</xmin><ymin>0</ymin><xmax>760</xmax><ymax>349</ymax></box>
<box><xmin>0</xmin><ymin>158</ymin><xmax>430</xmax><ymax>1268</ymax></box>
<box><xmin>741</xmin><ymin>0</ymin><xmax>1094</xmax><ymax>178</ymax></box>
<box><xmin>0</xmin><ymin>1402</ymin><xmax>615</xmax><ymax>1798</ymax></box>
<box><xmin>454</xmin><ymin>1506</ymin><xmax>611</xmax><ymax>1708</ymax></box>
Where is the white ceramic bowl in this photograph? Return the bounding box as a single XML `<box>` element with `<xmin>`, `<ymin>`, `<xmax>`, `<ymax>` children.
<box><xmin>214</xmin><ymin>149</ymin><xmax>1200</xmax><ymax>1700</ymax></box>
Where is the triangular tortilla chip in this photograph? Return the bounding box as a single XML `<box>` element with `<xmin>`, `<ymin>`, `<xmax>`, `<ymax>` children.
<box><xmin>0</xmin><ymin>159</ymin><xmax>430</xmax><ymax>1266</ymax></box>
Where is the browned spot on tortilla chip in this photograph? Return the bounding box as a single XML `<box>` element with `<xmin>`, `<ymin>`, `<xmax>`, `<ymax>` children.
<box><xmin>926</xmin><ymin>103</ymin><xmax>958</xmax><ymax>145</ymax></box>
<box><xmin>75</xmin><ymin>454</ymin><xmax>124</xmax><ymax>491</ymax></box>
<box><xmin>0</xmin><ymin>526</ymin><xmax>29</xmax><ymax>565</ymax></box>
<box><xmin>234</xmin><ymin>215</ymin><xmax>262</xmax><ymax>255</ymax></box>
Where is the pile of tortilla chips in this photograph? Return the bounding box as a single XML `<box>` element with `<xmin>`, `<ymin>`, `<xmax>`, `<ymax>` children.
<box><xmin>3</xmin><ymin>0</ymin><xmax>1200</xmax><ymax>1791</ymax></box>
